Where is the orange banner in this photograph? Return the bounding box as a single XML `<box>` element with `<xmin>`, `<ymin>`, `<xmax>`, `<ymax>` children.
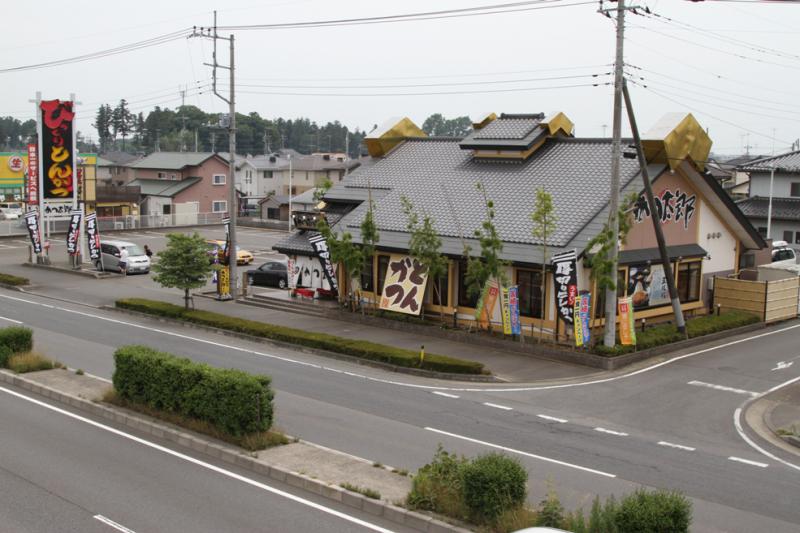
<box><xmin>618</xmin><ymin>296</ymin><xmax>636</xmax><ymax>346</ymax></box>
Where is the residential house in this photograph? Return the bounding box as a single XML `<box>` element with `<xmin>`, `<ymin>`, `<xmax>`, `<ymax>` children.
<box><xmin>274</xmin><ymin>113</ymin><xmax>764</xmax><ymax>336</ymax></box>
<box><xmin>234</xmin><ymin>149</ymin><xmax>300</xmax><ymax>208</ymax></box>
<box><xmin>736</xmin><ymin>150</ymin><xmax>800</xmax><ymax>254</ymax></box>
<box><xmin>98</xmin><ymin>151</ymin><xmax>142</xmax><ymax>185</ymax></box>
<box><xmin>257</xmin><ymin>188</ymin><xmax>321</xmax><ymax>221</ymax></box>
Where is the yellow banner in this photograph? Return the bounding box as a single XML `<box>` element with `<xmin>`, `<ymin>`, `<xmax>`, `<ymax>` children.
<box><xmin>574</xmin><ymin>295</ymin><xmax>583</xmax><ymax>347</ymax></box>
<box><xmin>218</xmin><ymin>266</ymin><xmax>230</xmax><ymax>298</ymax></box>
<box><xmin>379</xmin><ymin>254</ymin><xmax>428</xmax><ymax>315</ymax></box>
<box><xmin>501</xmin><ymin>286</ymin><xmax>512</xmax><ymax>335</ymax></box>
<box><xmin>618</xmin><ymin>296</ymin><xmax>636</xmax><ymax>346</ymax></box>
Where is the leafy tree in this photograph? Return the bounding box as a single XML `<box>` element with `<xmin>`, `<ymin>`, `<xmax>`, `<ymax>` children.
<box><xmin>401</xmin><ymin>196</ymin><xmax>449</xmax><ymax>321</ymax></box>
<box><xmin>112</xmin><ymin>99</ymin><xmax>134</xmax><ymax>150</ymax></box>
<box><xmin>357</xmin><ymin>191</ymin><xmax>380</xmax><ymax>312</ymax></box>
<box><xmin>93</xmin><ymin>104</ymin><xmax>113</xmax><ymax>152</ymax></box>
<box><xmin>317</xmin><ymin>218</ymin><xmax>363</xmax><ymax>309</ymax></box>
<box><xmin>531</xmin><ymin>187</ymin><xmax>557</xmax><ymax>340</ymax></box>
<box><xmin>151</xmin><ymin>233</ymin><xmax>214</xmax><ymax>309</ymax></box>
<box><xmin>465</xmin><ymin>182</ymin><xmax>508</xmax><ymax>302</ymax></box>
<box><xmin>422</xmin><ymin>113</ymin><xmax>472</xmax><ymax>137</ymax></box>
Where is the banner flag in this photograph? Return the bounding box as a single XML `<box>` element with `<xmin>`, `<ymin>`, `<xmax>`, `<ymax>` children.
<box><xmin>85</xmin><ymin>212</ymin><xmax>101</xmax><ymax>261</ymax></box>
<box><xmin>580</xmin><ymin>293</ymin><xmax>591</xmax><ymax>345</ymax></box>
<box><xmin>24</xmin><ymin>210</ymin><xmax>42</xmax><ymax>254</ymax></box>
<box><xmin>618</xmin><ymin>296</ymin><xmax>636</xmax><ymax>346</ymax></box>
<box><xmin>66</xmin><ymin>209</ymin><xmax>82</xmax><ymax>255</ymax></box>
<box><xmin>501</xmin><ymin>286</ymin><xmax>512</xmax><ymax>335</ymax></box>
<box><xmin>26</xmin><ymin>143</ymin><xmax>38</xmax><ymax>205</ymax></box>
<box><xmin>552</xmin><ymin>250</ymin><xmax>578</xmax><ymax>326</ymax></box>
<box><xmin>308</xmin><ymin>234</ymin><xmax>339</xmax><ymax>295</ymax></box>
<box><xmin>574</xmin><ymin>295</ymin><xmax>584</xmax><ymax>347</ymax></box>
<box><xmin>508</xmin><ymin>285</ymin><xmax>521</xmax><ymax>335</ymax></box>
<box><xmin>475</xmin><ymin>279</ymin><xmax>500</xmax><ymax>329</ymax></box>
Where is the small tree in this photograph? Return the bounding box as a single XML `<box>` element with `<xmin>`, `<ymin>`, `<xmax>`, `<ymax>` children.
<box><xmin>359</xmin><ymin>190</ymin><xmax>380</xmax><ymax>312</ymax></box>
<box><xmin>317</xmin><ymin>218</ymin><xmax>363</xmax><ymax>310</ymax></box>
<box><xmin>401</xmin><ymin>196</ymin><xmax>449</xmax><ymax>322</ymax></box>
<box><xmin>151</xmin><ymin>233</ymin><xmax>214</xmax><ymax>309</ymax></box>
<box><xmin>531</xmin><ymin>187</ymin><xmax>557</xmax><ymax>341</ymax></box>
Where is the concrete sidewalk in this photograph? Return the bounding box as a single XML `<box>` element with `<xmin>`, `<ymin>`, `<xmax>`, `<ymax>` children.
<box><xmin>759</xmin><ymin>382</ymin><xmax>800</xmax><ymax>451</ymax></box>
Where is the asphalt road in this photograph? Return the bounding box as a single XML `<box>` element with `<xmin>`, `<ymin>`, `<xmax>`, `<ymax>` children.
<box><xmin>1</xmin><ymin>289</ymin><xmax>800</xmax><ymax>532</ymax></box>
<box><xmin>0</xmin><ymin>380</ymin><xmax>415</xmax><ymax>533</ymax></box>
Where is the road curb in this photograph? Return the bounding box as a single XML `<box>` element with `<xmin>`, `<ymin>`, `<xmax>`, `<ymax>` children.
<box><xmin>0</xmin><ymin>369</ymin><xmax>470</xmax><ymax>533</ymax></box>
<box><xmin>21</xmin><ymin>261</ymin><xmax>118</xmax><ymax>279</ymax></box>
<box><xmin>103</xmin><ymin>305</ymin><xmax>499</xmax><ymax>383</ymax></box>
<box><xmin>760</xmin><ymin>395</ymin><xmax>800</xmax><ymax>451</ymax></box>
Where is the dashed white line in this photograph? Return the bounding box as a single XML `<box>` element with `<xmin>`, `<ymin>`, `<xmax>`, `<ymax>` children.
<box><xmin>94</xmin><ymin>515</ymin><xmax>137</xmax><ymax>533</ymax></box>
<box><xmin>425</xmin><ymin>427</ymin><xmax>616</xmax><ymax>478</ymax></box>
<box><xmin>688</xmin><ymin>380</ymin><xmax>759</xmax><ymax>398</ymax></box>
<box><xmin>537</xmin><ymin>414</ymin><xmax>568</xmax><ymax>423</ymax></box>
<box><xmin>432</xmin><ymin>391</ymin><xmax>460</xmax><ymax>399</ymax></box>
<box><xmin>483</xmin><ymin>402</ymin><xmax>513</xmax><ymax>411</ymax></box>
<box><xmin>728</xmin><ymin>456</ymin><xmax>769</xmax><ymax>468</ymax></box>
<box><xmin>658</xmin><ymin>441</ymin><xmax>696</xmax><ymax>451</ymax></box>
<box><xmin>595</xmin><ymin>427</ymin><xmax>629</xmax><ymax>437</ymax></box>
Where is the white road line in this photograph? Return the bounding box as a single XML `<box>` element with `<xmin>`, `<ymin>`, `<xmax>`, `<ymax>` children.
<box><xmin>432</xmin><ymin>391</ymin><xmax>460</xmax><ymax>399</ymax></box>
<box><xmin>688</xmin><ymin>380</ymin><xmax>759</xmax><ymax>398</ymax></box>
<box><xmin>537</xmin><ymin>414</ymin><xmax>568</xmax><ymax>423</ymax></box>
<box><xmin>594</xmin><ymin>427</ymin><xmax>629</xmax><ymax>437</ymax></box>
<box><xmin>94</xmin><ymin>515</ymin><xmax>137</xmax><ymax>533</ymax></box>
<box><xmin>657</xmin><ymin>441</ymin><xmax>696</xmax><ymax>451</ymax></box>
<box><xmin>0</xmin><ymin>386</ymin><xmax>396</xmax><ymax>533</ymax></box>
<box><xmin>483</xmin><ymin>402</ymin><xmax>513</xmax><ymax>411</ymax></box>
<box><xmin>728</xmin><ymin>456</ymin><xmax>769</xmax><ymax>468</ymax></box>
<box><xmin>425</xmin><ymin>427</ymin><xmax>616</xmax><ymax>478</ymax></box>
<box><xmin>0</xmin><ymin>315</ymin><xmax>22</xmax><ymax>324</ymax></box>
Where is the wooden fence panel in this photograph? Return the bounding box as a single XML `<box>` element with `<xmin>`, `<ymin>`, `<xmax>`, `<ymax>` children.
<box><xmin>713</xmin><ymin>276</ymin><xmax>799</xmax><ymax>322</ymax></box>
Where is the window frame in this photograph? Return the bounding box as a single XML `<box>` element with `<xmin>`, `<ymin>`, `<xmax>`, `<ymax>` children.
<box><xmin>790</xmin><ymin>182</ymin><xmax>800</xmax><ymax>197</ymax></box>
<box><xmin>376</xmin><ymin>255</ymin><xmax>390</xmax><ymax>296</ymax></box>
<box><xmin>515</xmin><ymin>268</ymin><xmax>543</xmax><ymax>319</ymax></box>
<box><xmin>457</xmin><ymin>260</ymin><xmax>479</xmax><ymax>308</ymax></box>
<box><xmin>783</xmin><ymin>230</ymin><xmax>794</xmax><ymax>244</ymax></box>
<box><xmin>212</xmin><ymin>200</ymin><xmax>227</xmax><ymax>213</ymax></box>
<box><xmin>212</xmin><ymin>174</ymin><xmax>226</xmax><ymax>186</ymax></box>
<box><xmin>677</xmin><ymin>260</ymin><xmax>702</xmax><ymax>303</ymax></box>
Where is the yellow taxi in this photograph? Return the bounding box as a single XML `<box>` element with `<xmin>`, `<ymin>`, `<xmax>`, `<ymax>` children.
<box><xmin>205</xmin><ymin>239</ymin><xmax>254</xmax><ymax>265</ymax></box>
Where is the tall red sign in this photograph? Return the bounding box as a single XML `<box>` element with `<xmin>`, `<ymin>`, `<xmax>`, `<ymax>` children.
<box><xmin>39</xmin><ymin>100</ymin><xmax>75</xmax><ymax>200</ymax></box>
<box><xmin>26</xmin><ymin>143</ymin><xmax>38</xmax><ymax>205</ymax></box>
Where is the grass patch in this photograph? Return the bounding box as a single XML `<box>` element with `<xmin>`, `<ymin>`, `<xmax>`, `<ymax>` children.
<box><xmin>7</xmin><ymin>352</ymin><xmax>63</xmax><ymax>373</ymax></box>
<box><xmin>101</xmin><ymin>388</ymin><xmax>289</xmax><ymax>451</ymax></box>
<box><xmin>116</xmin><ymin>298</ymin><xmax>484</xmax><ymax>375</ymax></box>
<box><xmin>340</xmin><ymin>483</ymin><xmax>381</xmax><ymax>500</ymax></box>
<box><xmin>0</xmin><ymin>272</ymin><xmax>29</xmax><ymax>286</ymax></box>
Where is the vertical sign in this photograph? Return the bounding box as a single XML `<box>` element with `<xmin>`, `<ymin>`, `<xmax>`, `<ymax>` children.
<box><xmin>39</xmin><ymin>100</ymin><xmax>76</xmax><ymax>201</ymax></box>
<box><xmin>501</xmin><ymin>286</ymin><xmax>512</xmax><ymax>335</ymax></box>
<box><xmin>579</xmin><ymin>293</ymin><xmax>591</xmax><ymax>345</ymax></box>
<box><xmin>475</xmin><ymin>279</ymin><xmax>500</xmax><ymax>329</ymax></box>
<box><xmin>618</xmin><ymin>296</ymin><xmax>636</xmax><ymax>346</ymax></box>
<box><xmin>287</xmin><ymin>257</ymin><xmax>296</xmax><ymax>289</ymax></box>
<box><xmin>552</xmin><ymin>250</ymin><xmax>578</xmax><ymax>326</ymax></box>
<box><xmin>85</xmin><ymin>212</ymin><xmax>101</xmax><ymax>261</ymax></box>
<box><xmin>26</xmin><ymin>144</ymin><xmax>38</xmax><ymax>206</ymax></box>
<box><xmin>508</xmin><ymin>285</ymin><xmax>521</xmax><ymax>336</ymax></box>
<box><xmin>308</xmin><ymin>234</ymin><xmax>339</xmax><ymax>295</ymax></box>
<box><xmin>379</xmin><ymin>255</ymin><xmax>429</xmax><ymax>315</ymax></box>
<box><xmin>24</xmin><ymin>210</ymin><xmax>42</xmax><ymax>254</ymax></box>
<box><xmin>574</xmin><ymin>295</ymin><xmax>584</xmax><ymax>347</ymax></box>
<box><xmin>66</xmin><ymin>209</ymin><xmax>82</xmax><ymax>255</ymax></box>
<box><xmin>217</xmin><ymin>218</ymin><xmax>231</xmax><ymax>299</ymax></box>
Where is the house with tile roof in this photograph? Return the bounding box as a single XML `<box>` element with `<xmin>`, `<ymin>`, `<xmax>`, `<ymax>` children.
<box><xmin>274</xmin><ymin>113</ymin><xmax>765</xmax><ymax>336</ymax></box>
<box><xmin>735</xmin><ymin>150</ymin><xmax>800</xmax><ymax>256</ymax></box>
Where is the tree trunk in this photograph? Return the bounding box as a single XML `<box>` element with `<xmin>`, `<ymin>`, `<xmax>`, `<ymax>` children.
<box><xmin>435</xmin><ymin>279</ymin><xmax>445</xmax><ymax>324</ymax></box>
<box><xmin>184</xmin><ymin>288</ymin><xmax>190</xmax><ymax>310</ymax></box>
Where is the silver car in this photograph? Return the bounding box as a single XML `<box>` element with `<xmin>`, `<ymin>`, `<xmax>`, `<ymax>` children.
<box><xmin>96</xmin><ymin>240</ymin><xmax>150</xmax><ymax>274</ymax></box>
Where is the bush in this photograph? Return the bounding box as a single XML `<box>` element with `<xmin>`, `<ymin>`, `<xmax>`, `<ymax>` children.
<box><xmin>0</xmin><ymin>344</ymin><xmax>12</xmax><ymax>367</ymax></box>
<box><xmin>407</xmin><ymin>445</ymin><xmax>469</xmax><ymax>519</ymax></box>
<box><xmin>686</xmin><ymin>309</ymin><xmax>759</xmax><ymax>337</ymax></box>
<box><xmin>0</xmin><ymin>272</ymin><xmax>29</xmax><ymax>286</ymax></box>
<box><xmin>116</xmin><ymin>298</ymin><xmax>484</xmax><ymax>375</ymax></box>
<box><xmin>461</xmin><ymin>453</ymin><xmax>528</xmax><ymax>525</ymax></box>
<box><xmin>113</xmin><ymin>345</ymin><xmax>274</xmax><ymax>437</ymax></box>
<box><xmin>614</xmin><ymin>489</ymin><xmax>691</xmax><ymax>533</ymax></box>
<box><xmin>0</xmin><ymin>326</ymin><xmax>33</xmax><ymax>354</ymax></box>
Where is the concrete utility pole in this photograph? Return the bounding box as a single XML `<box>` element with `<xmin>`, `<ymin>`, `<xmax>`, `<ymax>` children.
<box><xmin>192</xmin><ymin>11</ymin><xmax>238</xmax><ymax>300</ymax></box>
<box><xmin>602</xmin><ymin>0</ymin><xmax>627</xmax><ymax>347</ymax></box>
<box><xmin>622</xmin><ymin>79</ymin><xmax>686</xmax><ymax>337</ymax></box>
<box><xmin>288</xmin><ymin>154</ymin><xmax>293</xmax><ymax>232</ymax></box>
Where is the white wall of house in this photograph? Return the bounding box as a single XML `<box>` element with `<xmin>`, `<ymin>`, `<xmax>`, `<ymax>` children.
<box><xmin>143</xmin><ymin>196</ymin><xmax>171</xmax><ymax>216</ymax></box>
<box><xmin>698</xmin><ymin>200</ymin><xmax>738</xmax><ymax>276</ymax></box>
<box><xmin>749</xmin><ymin>171</ymin><xmax>800</xmax><ymax>198</ymax></box>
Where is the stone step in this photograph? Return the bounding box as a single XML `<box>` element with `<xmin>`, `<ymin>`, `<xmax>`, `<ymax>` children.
<box><xmin>238</xmin><ymin>295</ymin><xmax>329</xmax><ymax>318</ymax></box>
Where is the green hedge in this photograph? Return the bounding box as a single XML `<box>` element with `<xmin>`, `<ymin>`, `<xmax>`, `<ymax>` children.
<box><xmin>113</xmin><ymin>345</ymin><xmax>273</xmax><ymax>436</ymax></box>
<box><xmin>0</xmin><ymin>326</ymin><xmax>33</xmax><ymax>354</ymax></box>
<box><xmin>614</xmin><ymin>489</ymin><xmax>692</xmax><ymax>532</ymax></box>
<box><xmin>0</xmin><ymin>344</ymin><xmax>12</xmax><ymax>367</ymax></box>
<box><xmin>116</xmin><ymin>298</ymin><xmax>484</xmax><ymax>375</ymax></box>
<box><xmin>461</xmin><ymin>453</ymin><xmax>527</xmax><ymax>524</ymax></box>
<box><xmin>0</xmin><ymin>272</ymin><xmax>29</xmax><ymax>286</ymax></box>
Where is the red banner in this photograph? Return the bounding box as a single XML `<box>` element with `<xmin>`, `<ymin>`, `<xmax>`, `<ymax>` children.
<box><xmin>27</xmin><ymin>143</ymin><xmax>38</xmax><ymax>205</ymax></box>
<box><xmin>39</xmin><ymin>100</ymin><xmax>75</xmax><ymax>200</ymax></box>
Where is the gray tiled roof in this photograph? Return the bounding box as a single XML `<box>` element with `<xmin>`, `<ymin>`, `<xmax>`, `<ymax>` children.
<box><xmin>129</xmin><ymin>152</ymin><xmax>225</xmax><ymax>170</ymax></box>
<box><xmin>459</xmin><ymin>113</ymin><xmax>547</xmax><ymax>151</ymax></box>
<box><xmin>128</xmin><ymin>177</ymin><xmax>201</xmax><ymax>197</ymax></box>
<box><xmin>273</xmin><ymin>211</ymin><xmax>345</xmax><ymax>255</ymax></box>
<box><xmin>736</xmin><ymin>196</ymin><xmax>800</xmax><ymax>221</ymax></box>
<box><xmin>473</xmin><ymin>116</ymin><xmax>541</xmax><ymax>140</ymax></box>
<box><xmin>739</xmin><ymin>150</ymin><xmax>800</xmax><ymax>172</ymax></box>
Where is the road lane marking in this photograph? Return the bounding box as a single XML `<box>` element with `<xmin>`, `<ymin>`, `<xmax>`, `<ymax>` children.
<box><xmin>657</xmin><ymin>441</ymin><xmax>695</xmax><ymax>451</ymax></box>
<box><xmin>688</xmin><ymin>380</ymin><xmax>759</xmax><ymax>398</ymax></box>
<box><xmin>0</xmin><ymin>386</ymin><xmax>396</xmax><ymax>533</ymax></box>
<box><xmin>94</xmin><ymin>515</ymin><xmax>137</xmax><ymax>533</ymax></box>
<box><xmin>537</xmin><ymin>414</ymin><xmax>568</xmax><ymax>423</ymax></box>
<box><xmin>483</xmin><ymin>402</ymin><xmax>513</xmax><ymax>411</ymax></box>
<box><xmin>594</xmin><ymin>427</ymin><xmax>629</xmax><ymax>437</ymax></box>
<box><xmin>425</xmin><ymin>427</ymin><xmax>616</xmax><ymax>478</ymax></box>
<box><xmin>728</xmin><ymin>456</ymin><xmax>768</xmax><ymax>468</ymax></box>
<box><xmin>0</xmin><ymin>315</ymin><xmax>22</xmax><ymax>324</ymax></box>
<box><xmin>432</xmin><ymin>391</ymin><xmax>459</xmax><ymax>399</ymax></box>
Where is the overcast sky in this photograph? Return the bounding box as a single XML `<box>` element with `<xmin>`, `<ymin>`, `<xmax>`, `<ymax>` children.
<box><xmin>2</xmin><ymin>0</ymin><xmax>798</xmax><ymax>156</ymax></box>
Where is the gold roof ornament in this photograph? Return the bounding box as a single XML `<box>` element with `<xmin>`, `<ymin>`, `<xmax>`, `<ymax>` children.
<box><xmin>364</xmin><ymin>117</ymin><xmax>427</xmax><ymax>158</ymax></box>
<box><xmin>641</xmin><ymin>113</ymin><xmax>712</xmax><ymax>172</ymax></box>
<box><xmin>541</xmin><ymin>111</ymin><xmax>575</xmax><ymax>137</ymax></box>
<box><xmin>471</xmin><ymin>112</ymin><xmax>497</xmax><ymax>130</ymax></box>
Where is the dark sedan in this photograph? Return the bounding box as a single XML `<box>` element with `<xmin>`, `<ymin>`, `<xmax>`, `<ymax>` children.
<box><xmin>247</xmin><ymin>261</ymin><xmax>289</xmax><ymax>289</ymax></box>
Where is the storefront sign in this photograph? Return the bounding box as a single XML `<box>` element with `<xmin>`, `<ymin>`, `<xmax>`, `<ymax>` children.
<box><xmin>501</xmin><ymin>286</ymin><xmax>512</xmax><ymax>335</ymax></box>
<box><xmin>85</xmin><ymin>212</ymin><xmax>100</xmax><ymax>261</ymax></box>
<box><xmin>8</xmin><ymin>155</ymin><xmax>24</xmax><ymax>172</ymax></box>
<box><xmin>632</xmin><ymin>188</ymin><xmax>697</xmax><ymax>230</ymax></box>
<box><xmin>574</xmin><ymin>295</ymin><xmax>584</xmax><ymax>347</ymax></box>
<box><xmin>308</xmin><ymin>234</ymin><xmax>339</xmax><ymax>295</ymax></box>
<box><xmin>552</xmin><ymin>249</ymin><xmax>578</xmax><ymax>326</ymax></box>
<box><xmin>618</xmin><ymin>296</ymin><xmax>636</xmax><ymax>346</ymax></box>
<box><xmin>217</xmin><ymin>266</ymin><xmax>230</xmax><ymax>298</ymax></box>
<box><xmin>628</xmin><ymin>263</ymin><xmax>670</xmax><ymax>310</ymax></box>
<box><xmin>26</xmin><ymin>144</ymin><xmax>38</xmax><ymax>205</ymax></box>
<box><xmin>286</xmin><ymin>258</ymin><xmax>296</xmax><ymax>289</ymax></box>
<box><xmin>24</xmin><ymin>210</ymin><xmax>42</xmax><ymax>254</ymax></box>
<box><xmin>40</xmin><ymin>100</ymin><xmax>76</xmax><ymax>200</ymax></box>
<box><xmin>66</xmin><ymin>209</ymin><xmax>82</xmax><ymax>255</ymax></box>
<box><xmin>508</xmin><ymin>285</ymin><xmax>521</xmax><ymax>335</ymax></box>
<box><xmin>574</xmin><ymin>293</ymin><xmax>591</xmax><ymax>347</ymax></box>
<box><xmin>380</xmin><ymin>254</ymin><xmax>428</xmax><ymax>315</ymax></box>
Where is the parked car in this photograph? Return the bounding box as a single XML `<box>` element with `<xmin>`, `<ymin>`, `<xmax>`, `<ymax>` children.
<box><xmin>247</xmin><ymin>260</ymin><xmax>288</xmax><ymax>289</ymax></box>
<box><xmin>96</xmin><ymin>240</ymin><xmax>151</xmax><ymax>274</ymax></box>
<box><xmin>0</xmin><ymin>202</ymin><xmax>23</xmax><ymax>217</ymax></box>
<box><xmin>205</xmin><ymin>239</ymin><xmax>254</xmax><ymax>265</ymax></box>
<box><xmin>771</xmin><ymin>240</ymin><xmax>797</xmax><ymax>266</ymax></box>
<box><xmin>0</xmin><ymin>209</ymin><xmax>19</xmax><ymax>221</ymax></box>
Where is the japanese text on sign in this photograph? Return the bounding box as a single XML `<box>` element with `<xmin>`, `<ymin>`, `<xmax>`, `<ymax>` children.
<box><xmin>551</xmin><ymin>250</ymin><xmax>578</xmax><ymax>326</ymax></box>
<box><xmin>379</xmin><ymin>255</ymin><xmax>428</xmax><ymax>316</ymax></box>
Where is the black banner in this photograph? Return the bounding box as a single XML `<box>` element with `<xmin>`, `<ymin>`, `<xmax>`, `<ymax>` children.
<box><xmin>85</xmin><ymin>213</ymin><xmax>100</xmax><ymax>261</ymax></box>
<box><xmin>308</xmin><ymin>234</ymin><xmax>338</xmax><ymax>295</ymax></box>
<box><xmin>24</xmin><ymin>211</ymin><xmax>42</xmax><ymax>254</ymax></box>
<box><xmin>40</xmin><ymin>100</ymin><xmax>75</xmax><ymax>200</ymax></box>
<box><xmin>552</xmin><ymin>249</ymin><xmax>578</xmax><ymax>325</ymax></box>
<box><xmin>66</xmin><ymin>210</ymin><xmax>82</xmax><ymax>255</ymax></box>
<box><xmin>223</xmin><ymin>217</ymin><xmax>231</xmax><ymax>266</ymax></box>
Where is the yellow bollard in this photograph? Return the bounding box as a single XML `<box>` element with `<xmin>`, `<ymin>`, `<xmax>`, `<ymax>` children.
<box><xmin>419</xmin><ymin>345</ymin><xmax>425</xmax><ymax>367</ymax></box>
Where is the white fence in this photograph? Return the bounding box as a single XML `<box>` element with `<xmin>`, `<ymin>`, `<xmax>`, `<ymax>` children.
<box><xmin>0</xmin><ymin>212</ymin><xmax>227</xmax><ymax>237</ymax></box>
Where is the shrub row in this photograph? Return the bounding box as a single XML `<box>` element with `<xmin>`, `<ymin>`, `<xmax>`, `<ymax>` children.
<box><xmin>116</xmin><ymin>298</ymin><xmax>485</xmax><ymax>375</ymax></box>
<box><xmin>0</xmin><ymin>272</ymin><xmax>29</xmax><ymax>286</ymax></box>
<box><xmin>0</xmin><ymin>326</ymin><xmax>33</xmax><ymax>366</ymax></box>
<box><xmin>113</xmin><ymin>345</ymin><xmax>274</xmax><ymax>437</ymax></box>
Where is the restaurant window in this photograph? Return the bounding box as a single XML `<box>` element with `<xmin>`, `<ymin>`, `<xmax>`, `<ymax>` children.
<box><xmin>677</xmin><ymin>261</ymin><xmax>701</xmax><ymax>303</ymax></box>
<box><xmin>360</xmin><ymin>255</ymin><xmax>374</xmax><ymax>292</ymax></box>
<box><xmin>457</xmin><ymin>260</ymin><xmax>479</xmax><ymax>308</ymax></box>
<box><xmin>516</xmin><ymin>269</ymin><xmax>543</xmax><ymax>319</ymax></box>
<box><xmin>595</xmin><ymin>269</ymin><xmax>627</xmax><ymax>319</ymax></box>
<box><xmin>376</xmin><ymin>255</ymin><xmax>390</xmax><ymax>295</ymax></box>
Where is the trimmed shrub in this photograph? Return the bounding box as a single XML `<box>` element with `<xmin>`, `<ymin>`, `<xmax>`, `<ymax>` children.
<box><xmin>113</xmin><ymin>345</ymin><xmax>273</xmax><ymax>436</ymax></box>
<box><xmin>461</xmin><ymin>453</ymin><xmax>528</xmax><ymax>525</ymax></box>
<box><xmin>116</xmin><ymin>298</ymin><xmax>484</xmax><ymax>375</ymax></box>
<box><xmin>0</xmin><ymin>326</ymin><xmax>33</xmax><ymax>354</ymax></box>
<box><xmin>686</xmin><ymin>309</ymin><xmax>759</xmax><ymax>337</ymax></box>
<box><xmin>614</xmin><ymin>489</ymin><xmax>691</xmax><ymax>533</ymax></box>
<box><xmin>407</xmin><ymin>446</ymin><xmax>469</xmax><ymax>519</ymax></box>
<box><xmin>0</xmin><ymin>272</ymin><xmax>29</xmax><ymax>286</ymax></box>
<box><xmin>0</xmin><ymin>344</ymin><xmax>12</xmax><ymax>368</ymax></box>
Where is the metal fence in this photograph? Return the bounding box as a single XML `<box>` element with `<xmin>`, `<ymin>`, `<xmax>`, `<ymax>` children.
<box><xmin>0</xmin><ymin>212</ymin><xmax>228</xmax><ymax>237</ymax></box>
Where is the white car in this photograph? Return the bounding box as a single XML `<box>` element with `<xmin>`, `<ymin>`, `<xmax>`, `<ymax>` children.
<box><xmin>0</xmin><ymin>209</ymin><xmax>20</xmax><ymax>221</ymax></box>
<box><xmin>771</xmin><ymin>240</ymin><xmax>797</xmax><ymax>267</ymax></box>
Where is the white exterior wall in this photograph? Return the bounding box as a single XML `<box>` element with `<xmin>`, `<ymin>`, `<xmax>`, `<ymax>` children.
<box><xmin>698</xmin><ymin>200</ymin><xmax>737</xmax><ymax>276</ymax></box>
<box><xmin>749</xmin><ymin>171</ymin><xmax>800</xmax><ymax>198</ymax></box>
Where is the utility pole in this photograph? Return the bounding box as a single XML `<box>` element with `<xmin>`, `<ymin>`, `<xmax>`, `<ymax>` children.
<box><xmin>622</xmin><ymin>79</ymin><xmax>686</xmax><ymax>337</ymax></box>
<box><xmin>155</xmin><ymin>129</ymin><xmax>161</xmax><ymax>152</ymax></box>
<box><xmin>192</xmin><ymin>12</ymin><xmax>238</xmax><ymax>300</ymax></box>
<box><xmin>288</xmin><ymin>154</ymin><xmax>293</xmax><ymax>232</ymax></box>
<box><xmin>211</xmin><ymin>131</ymin><xmax>216</xmax><ymax>153</ymax></box>
<box><xmin>194</xmin><ymin>129</ymin><xmax>199</xmax><ymax>152</ymax></box>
